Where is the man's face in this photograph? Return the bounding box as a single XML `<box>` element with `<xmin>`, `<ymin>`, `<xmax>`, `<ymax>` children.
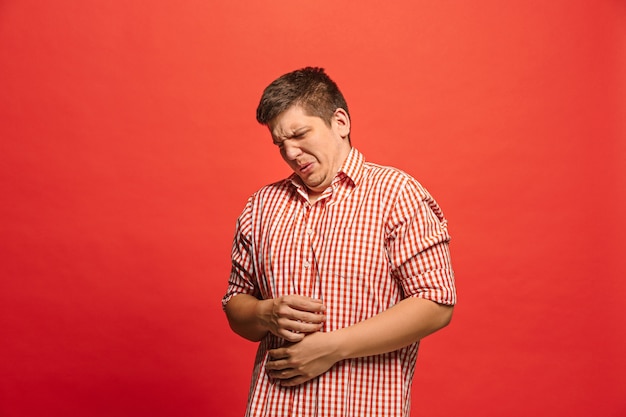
<box><xmin>269</xmin><ymin>105</ymin><xmax>351</xmax><ymax>198</ymax></box>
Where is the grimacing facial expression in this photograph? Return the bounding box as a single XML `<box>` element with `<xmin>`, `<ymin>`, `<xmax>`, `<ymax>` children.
<box><xmin>269</xmin><ymin>105</ymin><xmax>351</xmax><ymax>198</ymax></box>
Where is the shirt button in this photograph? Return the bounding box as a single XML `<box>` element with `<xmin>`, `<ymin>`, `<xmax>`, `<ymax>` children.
<box><xmin>303</xmin><ymin>260</ymin><xmax>311</xmax><ymax>269</ymax></box>
<box><xmin>307</xmin><ymin>228</ymin><xmax>314</xmax><ymax>236</ymax></box>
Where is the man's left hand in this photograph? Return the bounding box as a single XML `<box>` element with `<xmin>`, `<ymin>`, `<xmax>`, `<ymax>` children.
<box><xmin>266</xmin><ymin>331</ymin><xmax>342</xmax><ymax>386</ymax></box>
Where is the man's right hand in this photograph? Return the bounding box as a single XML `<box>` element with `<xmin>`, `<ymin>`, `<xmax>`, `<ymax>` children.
<box><xmin>257</xmin><ymin>295</ymin><xmax>326</xmax><ymax>342</ymax></box>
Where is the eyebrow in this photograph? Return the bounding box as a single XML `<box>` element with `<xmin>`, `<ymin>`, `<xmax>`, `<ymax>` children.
<box><xmin>272</xmin><ymin>127</ymin><xmax>309</xmax><ymax>143</ymax></box>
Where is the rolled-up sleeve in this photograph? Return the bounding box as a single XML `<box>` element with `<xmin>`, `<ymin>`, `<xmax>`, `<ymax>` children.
<box><xmin>386</xmin><ymin>179</ymin><xmax>456</xmax><ymax>305</ymax></box>
<box><xmin>222</xmin><ymin>198</ymin><xmax>259</xmax><ymax>310</ymax></box>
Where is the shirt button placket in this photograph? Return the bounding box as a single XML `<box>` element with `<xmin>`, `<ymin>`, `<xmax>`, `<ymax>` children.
<box><xmin>301</xmin><ymin>204</ymin><xmax>313</xmax><ymax>296</ymax></box>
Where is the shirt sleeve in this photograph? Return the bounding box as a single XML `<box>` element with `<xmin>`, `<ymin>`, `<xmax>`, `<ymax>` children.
<box><xmin>386</xmin><ymin>178</ymin><xmax>457</xmax><ymax>305</ymax></box>
<box><xmin>221</xmin><ymin>197</ymin><xmax>259</xmax><ymax>310</ymax></box>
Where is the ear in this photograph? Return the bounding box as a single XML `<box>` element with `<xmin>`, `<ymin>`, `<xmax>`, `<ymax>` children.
<box><xmin>332</xmin><ymin>108</ymin><xmax>351</xmax><ymax>139</ymax></box>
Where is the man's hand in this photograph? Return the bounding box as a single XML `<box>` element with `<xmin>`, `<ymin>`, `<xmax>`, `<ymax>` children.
<box><xmin>264</xmin><ymin>297</ymin><xmax>454</xmax><ymax>386</ymax></box>
<box><xmin>266</xmin><ymin>331</ymin><xmax>341</xmax><ymax>386</ymax></box>
<box><xmin>225</xmin><ymin>293</ymin><xmax>326</xmax><ymax>342</ymax></box>
<box><xmin>258</xmin><ymin>295</ymin><xmax>326</xmax><ymax>342</ymax></box>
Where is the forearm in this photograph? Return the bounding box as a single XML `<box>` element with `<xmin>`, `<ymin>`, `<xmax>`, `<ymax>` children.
<box><xmin>265</xmin><ymin>296</ymin><xmax>454</xmax><ymax>386</ymax></box>
<box><xmin>224</xmin><ymin>294</ymin><xmax>270</xmax><ymax>342</ymax></box>
<box><xmin>333</xmin><ymin>297</ymin><xmax>454</xmax><ymax>360</ymax></box>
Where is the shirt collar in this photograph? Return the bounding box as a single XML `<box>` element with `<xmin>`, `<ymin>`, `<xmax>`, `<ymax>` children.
<box><xmin>337</xmin><ymin>147</ymin><xmax>364</xmax><ymax>187</ymax></box>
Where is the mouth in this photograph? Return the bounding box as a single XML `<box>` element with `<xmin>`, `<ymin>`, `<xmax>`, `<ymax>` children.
<box><xmin>298</xmin><ymin>162</ymin><xmax>314</xmax><ymax>174</ymax></box>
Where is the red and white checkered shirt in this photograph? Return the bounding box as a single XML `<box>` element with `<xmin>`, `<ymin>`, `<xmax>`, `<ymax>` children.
<box><xmin>223</xmin><ymin>148</ymin><xmax>456</xmax><ymax>417</ymax></box>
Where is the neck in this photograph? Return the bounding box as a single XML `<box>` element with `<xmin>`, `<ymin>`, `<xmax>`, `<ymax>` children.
<box><xmin>307</xmin><ymin>189</ymin><xmax>321</xmax><ymax>204</ymax></box>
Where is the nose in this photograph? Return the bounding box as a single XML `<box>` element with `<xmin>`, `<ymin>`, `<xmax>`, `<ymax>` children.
<box><xmin>282</xmin><ymin>140</ymin><xmax>302</xmax><ymax>160</ymax></box>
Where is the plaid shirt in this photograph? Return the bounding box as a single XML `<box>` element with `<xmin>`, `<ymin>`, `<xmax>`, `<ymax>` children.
<box><xmin>223</xmin><ymin>148</ymin><xmax>456</xmax><ymax>417</ymax></box>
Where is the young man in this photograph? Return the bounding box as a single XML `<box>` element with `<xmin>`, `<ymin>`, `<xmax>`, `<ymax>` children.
<box><xmin>222</xmin><ymin>67</ymin><xmax>456</xmax><ymax>417</ymax></box>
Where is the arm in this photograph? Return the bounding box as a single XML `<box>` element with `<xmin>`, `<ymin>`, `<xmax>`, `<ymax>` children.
<box><xmin>225</xmin><ymin>293</ymin><xmax>327</xmax><ymax>343</ymax></box>
<box><xmin>334</xmin><ymin>296</ymin><xmax>452</xmax><ymax>358</ymax></box>
<box><xmin>266</xmin><ymin>296</ymin><xmax>453</xmax><ymax>386</ymax></box>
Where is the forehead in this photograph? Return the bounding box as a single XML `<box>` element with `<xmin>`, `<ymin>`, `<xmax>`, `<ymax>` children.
<box><xmin>269</xmin><ymin>105</ymin><xmax>321</xmax><ymax>138</ymax></box>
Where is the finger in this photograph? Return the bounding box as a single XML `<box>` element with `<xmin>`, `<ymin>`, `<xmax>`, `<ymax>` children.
<box><xmin>276</xmin><ymin>318</ymin><xmax>321</xmax><ymax>339</ymax></box>
<box><xmin>287</xmin><ymin>319</ymin><xmax>324</xmax><ymax>334</ymax></box>
<box><xmin>290</xmin><ymin>310</ymin><xmax>326</xmax><ymax>324</ymax></box>
<box><xmin>277</xmin><ymin>376</ymin><xmax>308</xmax><ymax>387</ymax></box>
<box><xmin>284</xmin><ymin>295</ymin><xmax>326</xmax><ymax>313</ymax></box>
<box><xmin>272</xmin><ymin>306</ymin><xmax>323</xmax><ymax>325</ymax></box>
<box><xmin>266</xmin><ymin>358</ymin><xmax>290</xmax><ymax>371</ymax></box>
<box><xmin>277</xmin><ymin>314</ymin><xmax>323</xmax><ymax>329</ymax></box>
<box><xmin>284</xmin><ymin>294</ymin><xmax>323</xmax><ymax>304</ymax></box>
<box><xmin>269</xmin><ymin>368</ymin><xmax>297</xmax><ymax>380</ymax></box>
<box><xmin>267</xmin><ymin>348</ymin><xmax>287</xmax><ymax>361</ymax></box>
<box><xmin>279</xmin><ymin>328</ymin><xmax>305</xmax><ymax>343</ymax></box>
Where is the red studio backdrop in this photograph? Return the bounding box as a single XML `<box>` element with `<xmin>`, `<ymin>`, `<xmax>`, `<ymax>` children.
<box><xmin>1</xmin><ymin>1</ymin><xmax>624</xmax><ymax>416</ymax></box>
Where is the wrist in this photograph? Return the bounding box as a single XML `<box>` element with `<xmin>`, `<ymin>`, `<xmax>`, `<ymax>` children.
<box><xmin>329</xmin><ymin>328</ymin><xmax>352</xmax><ymax>362</ymax></box>
<box><xmin>255</xmin><ymin>298</ymin><xmax>272</xmax><ymax>333</ymax></box>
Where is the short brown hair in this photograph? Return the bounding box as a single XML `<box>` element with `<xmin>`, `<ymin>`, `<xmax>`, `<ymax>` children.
<box><xmin>256</xmin><ymin>67</ymin><xmax>350</xmax><ymax>127</ymax></box>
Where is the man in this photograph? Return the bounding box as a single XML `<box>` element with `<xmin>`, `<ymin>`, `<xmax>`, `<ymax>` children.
<box><xmin>222</xmin><ymin>67</ymin><xmax>456</xmax><ymax>417</ymax></box>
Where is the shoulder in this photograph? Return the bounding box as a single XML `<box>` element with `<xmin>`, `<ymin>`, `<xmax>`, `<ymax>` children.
<box><xmin>361</xmin><ymin>161</ymin><xmax>430</xmax><ymax>200</ymax></box>
<box><xmin>237</xmin><ymin>177</ymin><xmax>296</xmax><ymax>219</ymax></box>
<box><xmin>251</xmin><ymin>178</ymin><xmax>294</xmax><ymax>203</ymax></box>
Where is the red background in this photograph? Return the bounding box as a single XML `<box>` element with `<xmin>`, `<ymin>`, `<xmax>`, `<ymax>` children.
<box><xmin>1</xmin><ymin>1</ymin><xmax>625</xmax><ymax>416</ymax></box>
